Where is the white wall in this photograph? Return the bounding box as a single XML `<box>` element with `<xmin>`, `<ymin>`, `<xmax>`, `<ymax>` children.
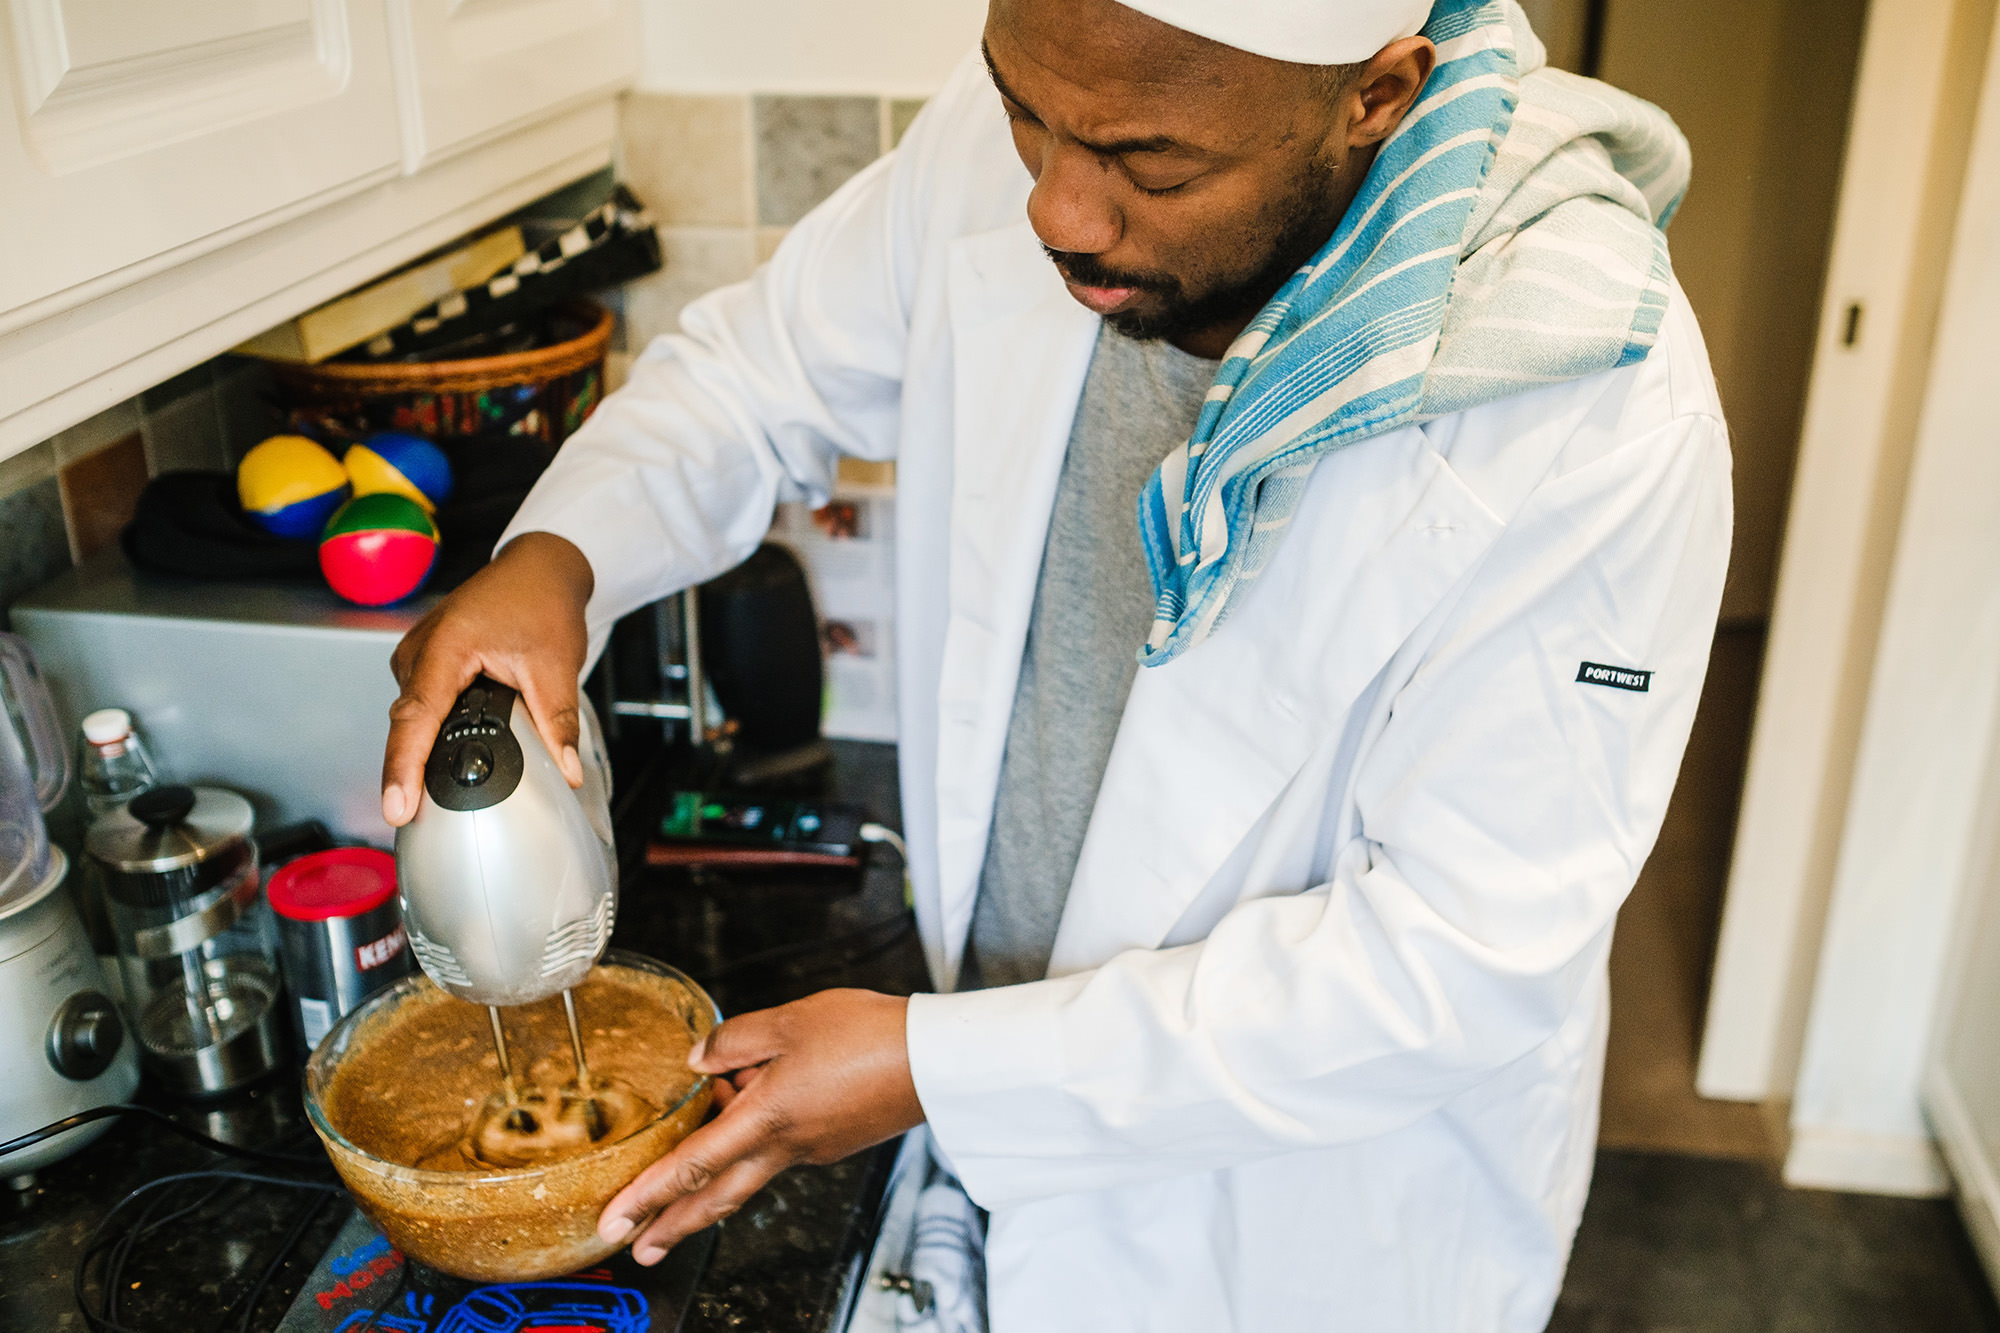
<box><xmin>1698</xmin><ymin>0</ymin><xmax>1995</xmax><ymax>1108</ymax></box>
<box><xmin>638</xmin><ymin>0</ymin><xmax>987</xmax><ymax>96</ymax></box>
<box><xmin>1779</xmin><ymin>3</ymin><xmax>2000</xmax><ymax>1198</ymax></box>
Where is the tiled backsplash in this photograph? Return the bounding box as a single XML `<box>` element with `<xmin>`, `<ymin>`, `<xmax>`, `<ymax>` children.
<box><xmin>614</xmin><ymin>91</ymin><xmax>927</xmax><ymax>353</ymax></box>
<box><xmin>0</xmin><ymin>90</ymin><xmax>926</xmax><ymax>624</ymax></box>
<box><xmin>0</xmin><ymin>479</ymin><xmax>68</xmax><ymax>629</ymax></box>
<box><xmin>0</xmin><ymin>359</ymin><xmax>281</xmax><ymax>626</ymax></box>
<box><xmin>753</xmin><ymin>95</ymin><xmax>884</xmax><ymax>225</ymax></box>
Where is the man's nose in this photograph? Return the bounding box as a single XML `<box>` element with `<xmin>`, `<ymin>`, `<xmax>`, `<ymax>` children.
<box><xmin>1026</xmin><ymin>144</ymin><xmax>1121</xmax><ymax>258</ymax></box>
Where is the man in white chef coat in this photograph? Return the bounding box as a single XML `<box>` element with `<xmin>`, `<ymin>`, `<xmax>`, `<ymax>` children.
<box><xmin>381</xmin><ymin>0</ymin><xmax>1731</xmax><ymax>1325</ymax></box>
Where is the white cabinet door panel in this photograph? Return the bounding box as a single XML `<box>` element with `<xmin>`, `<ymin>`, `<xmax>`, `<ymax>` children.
<box><xmin>387</xmin><ymin>0</ymin><xmax>636</xmax><ymax>171</ymax></box>
<box><xmin>0</xmin><ymin>0</ymin><xmax>403</xmax><ymax>325</ymax></box>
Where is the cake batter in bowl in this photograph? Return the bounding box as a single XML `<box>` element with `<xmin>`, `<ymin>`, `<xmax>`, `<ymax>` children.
<box><xmin>304</xmin><ymin>951</ymin><xmax>718</xmax><ymax>1281</ymax></box>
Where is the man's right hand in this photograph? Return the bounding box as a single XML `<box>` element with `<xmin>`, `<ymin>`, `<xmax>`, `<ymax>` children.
<box><xmin>379</xmin><ymin>531</ymin><xmax>596</xmax><ymax>827</ymax></box>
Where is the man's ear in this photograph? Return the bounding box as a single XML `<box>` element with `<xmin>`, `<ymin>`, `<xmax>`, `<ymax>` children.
<box><xmin>1345</xmin><ymin>36</ymin><xmax>1436</xmax><ymax>147</ymax></box>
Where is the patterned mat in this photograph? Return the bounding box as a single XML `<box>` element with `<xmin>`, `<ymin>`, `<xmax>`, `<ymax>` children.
<box><xmin>277</xmin><ymin>1208</ymin><xmax>711</xmax><ymax>1333</ymax></box>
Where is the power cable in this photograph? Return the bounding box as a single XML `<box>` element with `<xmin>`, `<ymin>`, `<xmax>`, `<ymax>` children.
<box><xmin>0</xmin><ymin>1103</ymin><xmax>326</xmax><ymax>1169</ymax></box>
<box><xmin>73</xmin><ymin>1171</ymin><xmax>345</xmax><ymax>1333</ymax></box>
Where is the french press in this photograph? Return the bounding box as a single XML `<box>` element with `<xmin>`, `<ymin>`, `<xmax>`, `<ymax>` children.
<box><xmin>86</xmin><ymin>786</ymin><xmax>284</xmax><ymax>1096</ymax></box>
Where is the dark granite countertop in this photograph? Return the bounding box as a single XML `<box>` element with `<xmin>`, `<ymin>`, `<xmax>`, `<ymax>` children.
<box><xmin>0</xmin><ymin>739</ymin><xmax>926</xmax><ymax>1332</ymax></box>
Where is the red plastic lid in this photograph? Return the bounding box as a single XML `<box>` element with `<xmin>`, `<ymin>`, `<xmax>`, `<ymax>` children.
<box><xmin>267</xmin><ymin>847</ymin><xmax>397</xmax><ymax>921</ymax></box>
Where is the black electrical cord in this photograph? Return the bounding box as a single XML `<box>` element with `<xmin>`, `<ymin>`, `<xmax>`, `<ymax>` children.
<box><xmin>93</xmin><ymin>1172</ymin><xmax>238</xmax><ymax>1331</ymax></box>
<box><xmin>9</xmin><ymin>1103</ymin><xmax>339</xmax><ymax>1332</ymax></box>
<box><xmin>0</xmin><ymin>1103</ymin><xmax>327</xmax><ymax>1169</ymax></box>
<box><xmin>223</xmin><ymin>1185</ymin><xmax>336</xmax><ymax>1333</ymax></box>
<box><xmin>73</xmin><ymin>1171</ymin><xmax>346</xmax><ymax>1333</ymax></box>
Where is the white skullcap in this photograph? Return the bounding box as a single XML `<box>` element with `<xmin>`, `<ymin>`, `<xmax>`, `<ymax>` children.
<box><xmin>1115</xmin><ymin>0</ymin><xmax>1434</xmax><ymax>64</ymax></box>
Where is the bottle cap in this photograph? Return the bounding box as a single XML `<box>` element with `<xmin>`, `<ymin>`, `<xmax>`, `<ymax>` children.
<box><xmin>81</xmin><ymin>708</ymin><xmax>132</xmax><ymax>745</ymax></box>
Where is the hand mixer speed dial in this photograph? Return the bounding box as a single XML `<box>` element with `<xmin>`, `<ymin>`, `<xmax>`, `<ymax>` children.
<box><xmin>394</xmin><ymin>677</ymin><xmax>617</xmax><ymax>1007</ymax></box>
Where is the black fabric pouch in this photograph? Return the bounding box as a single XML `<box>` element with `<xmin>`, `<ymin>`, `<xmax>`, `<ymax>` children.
<box><xmin>121</xmin><ymin>471</ymin><xmax>319</xmax><ymax>580</ymax></box>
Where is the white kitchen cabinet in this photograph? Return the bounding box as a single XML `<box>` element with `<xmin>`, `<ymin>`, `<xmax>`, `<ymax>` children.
<box><xmin>385</xmin><ymin>0</ymin><xmax>639</xmax><ymax>171</ymax></box>
<box><xmin>0</xmin><ymin>0</ymin><xmax>636</xmax><ymax>462</ymax></box>
<box><xmin>0</xmin><ymin>0</ymin><xmax>404</xmax><ymax>325</ymax></box>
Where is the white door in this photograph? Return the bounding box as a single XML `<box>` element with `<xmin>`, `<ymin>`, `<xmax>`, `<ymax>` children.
<box><xmin>0</xmin><ymin>0</ymin><xmax>405</xmax><ymax>327</ymax></box>
<box><xmin>384</xmin><ymin>0</ymin><xmax>638</xmax><ymax>173</ymax></box>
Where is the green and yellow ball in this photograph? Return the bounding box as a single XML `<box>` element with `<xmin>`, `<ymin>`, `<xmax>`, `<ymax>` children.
<box><xmin>318</xmin><ymin>494</ymin><xmax>439</xmax><ymax>606</ymax></box>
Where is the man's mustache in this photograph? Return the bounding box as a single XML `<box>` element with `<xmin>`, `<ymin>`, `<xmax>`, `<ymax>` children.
<box><xmin>1042</xmin><ymin>245</ymin><xmax>1178</xmax><ymax>296</ymax></box>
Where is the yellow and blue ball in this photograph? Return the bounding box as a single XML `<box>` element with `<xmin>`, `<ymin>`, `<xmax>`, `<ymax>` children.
<box><xmin>318</xmin><ymin>493</ymin><xmax>440</xmax><ymax>607</ymax></box>
<box><xmin>344</xmin><ymin>432</ymin><xmax>453</xmax><ymax>513</ymax></box>
<box><xmin>237</xmin><ymin>436</ymin><xmax>350</xmax><ymax>540</ymax></box>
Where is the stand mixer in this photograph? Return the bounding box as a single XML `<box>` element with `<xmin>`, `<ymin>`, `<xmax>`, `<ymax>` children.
<box><xmin>394</xmin><ymin>677</ymin><xmax>624</xmax><ymax>1156</ymax></box>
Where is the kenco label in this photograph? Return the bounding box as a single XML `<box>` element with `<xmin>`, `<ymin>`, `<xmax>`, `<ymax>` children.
<box><xmin>356</xmin><ymin>924</ymin><xmax>408</xmax><ymax>972</ymax></box>
<box><xmin>1576</xmin><ymin>661</ymin><xmax>1652</xmax><ymax>692</ymax></box>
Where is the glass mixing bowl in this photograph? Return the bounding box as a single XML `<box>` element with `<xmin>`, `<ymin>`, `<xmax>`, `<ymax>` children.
<box><xmin>303</xmin><ymin>950</ymin><xmax>718</xmax><ymax>1282</ymax></box>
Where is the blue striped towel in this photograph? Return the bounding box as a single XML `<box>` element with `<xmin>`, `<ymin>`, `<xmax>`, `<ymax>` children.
<box><xmin>1136</xmin><ymin>0</ymin><xmax>1691</xmax><ymax>665</ymax></box>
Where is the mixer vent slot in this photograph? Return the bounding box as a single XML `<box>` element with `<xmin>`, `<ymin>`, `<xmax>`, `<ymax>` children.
<box><xmin>539</xmin><ymin>895</ymin><xmax>613</xmax><ymax>978</ymax></box>
<box><xmin>407</xmin><ymin>922</ymin><xmax>473</xmax><ymax>989</ymax></box>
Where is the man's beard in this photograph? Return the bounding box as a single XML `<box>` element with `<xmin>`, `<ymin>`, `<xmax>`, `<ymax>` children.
<box><xmin>1044</xmin><ymin>161</ymin><xmax>1344</xmax><ymax>347</ymax></box>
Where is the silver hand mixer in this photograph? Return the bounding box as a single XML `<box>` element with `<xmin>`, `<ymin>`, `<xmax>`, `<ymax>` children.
<box><xmin>395</xmin><ymin>677</ymin><xmax>618</xmax><ymax>1122</ymax></box>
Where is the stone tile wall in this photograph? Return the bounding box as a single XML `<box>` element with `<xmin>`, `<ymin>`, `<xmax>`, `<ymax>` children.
<box><xmin>0</xmin><ymin>477</ymin><xmax>68</xmax><ymax>630</ymax></box>
<box><xmin>614</xmin><ymin>91</ymin><xmax>927</xmax><ymax>358</ymax></box>
<box><xmin>0</xmin><ymin>360</ymin><xmax>280</xmax><ymax>625</ymax></box>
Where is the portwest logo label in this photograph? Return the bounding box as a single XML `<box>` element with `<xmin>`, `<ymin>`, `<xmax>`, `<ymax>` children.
<box><xmin>1577</xmin><ymin>662</ymin><xmax>1651</xmax><ymax>692</ymax></box>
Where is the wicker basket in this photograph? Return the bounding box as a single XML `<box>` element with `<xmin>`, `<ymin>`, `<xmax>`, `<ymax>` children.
<box><xmin>271</xmin><ymin>301</ymin><xmax>613</xmax><ymax>446</ymax></box>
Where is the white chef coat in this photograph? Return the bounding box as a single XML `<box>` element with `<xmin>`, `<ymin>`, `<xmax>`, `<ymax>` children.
<box><xmin>503</xmin><ymin>49</ymin><xmax>1732</xmax><ymax>1333</ymax></box>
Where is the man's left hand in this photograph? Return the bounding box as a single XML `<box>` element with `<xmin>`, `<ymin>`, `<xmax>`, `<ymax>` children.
<box><xmin>599</xmin><ymin>989</ymin><xmax>923</xmax><ymax>1265</ymax></box>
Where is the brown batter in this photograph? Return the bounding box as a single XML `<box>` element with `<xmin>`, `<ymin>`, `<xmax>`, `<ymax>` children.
<box><xmin>325</xmin><ymin>966</ymin><xmax>701</xmax><ymax>1173</ymax></box>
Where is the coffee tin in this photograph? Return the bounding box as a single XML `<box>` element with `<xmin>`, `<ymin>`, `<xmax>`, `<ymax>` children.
<box><xmin>267</xmin><ymin>849</ymin><xmax>412</xmax><ymax>1052</ymax></box>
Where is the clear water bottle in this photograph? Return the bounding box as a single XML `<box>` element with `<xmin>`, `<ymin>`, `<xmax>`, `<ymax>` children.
<box><xmin>78</xmin><ymin>709</ymin><xmax>159</xmax><ymax>818</ymax></box>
